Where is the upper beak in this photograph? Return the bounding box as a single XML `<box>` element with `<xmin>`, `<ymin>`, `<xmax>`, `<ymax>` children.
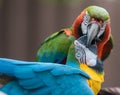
<box><xmin>87</xmin><ymin>22</ymin><xmax>100</xmax><ymax>47</ymax></box>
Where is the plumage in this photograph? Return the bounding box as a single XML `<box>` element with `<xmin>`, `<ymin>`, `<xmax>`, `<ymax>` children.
<box><xmin>0</xmin><ymin>35</ymin><xmax>103</xmax><ymax>95</ymax></box>
<box><xmin>36</xmin><ymin>6</ymin><xmax>113</xmax><ymax>64</ymax></box>
<box><xmin>36</xmin><ymin>30</ymin><xmax>76</xmax><ymax>64</ymax></box>
<box><xmin>36</xmin><ymin>5</ymin><xmax>113</xmax><ymax>95</ymax></box>
<box><xmin>101</xmin><ymin>34</ymin><xmax>113</xmax><ymax>61</ymax></box>
<box><xmin>0</xmin><ymin>58</ymin><xmax>94</xmax><ymax>95</ymax></box>
<box><xmin>0</xmin><ymin>5</ymin><xmax>113</xmax><ymax>95</ymax></box>
<box><xmin>66</xmin><ymin>37</ymin><xmax>104</xmax><ymax>95</ymax></box>
<box><xmin>71</xmin><ymin>5</ymin><xmax>113</xmax><ymax>61</ymax></box>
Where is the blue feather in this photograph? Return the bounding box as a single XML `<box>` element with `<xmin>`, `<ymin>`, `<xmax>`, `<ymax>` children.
<box><xmin>0</xmin><ymin>58</ymin><xmax>94</xmax><ymax>95</ymax></box>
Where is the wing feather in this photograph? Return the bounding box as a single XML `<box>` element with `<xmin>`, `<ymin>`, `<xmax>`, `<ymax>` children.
<box><xmin>0</xmin><ymin>58</ymin><xmax>93</xmax><ymax>95</ymax></box>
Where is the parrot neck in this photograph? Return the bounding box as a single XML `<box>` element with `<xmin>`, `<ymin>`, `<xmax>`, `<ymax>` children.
<box><xmin>66</xmin><ymin>44</ymin><xmax>80</xmax><ymax>68</ymax></box>
<box><xmin>66</xmin><ymin>41</ymin><xmax>104</xmax><ymax>76</ymax></box>
<box><xmin>66</xmin><ymin>42</ymin><xmax>104</xmax><ymax>95</ymax></box>
<box><xmin>80</xmin><ymin>64</ymin><xmax>104</xmax><ymax>82</ymax></box>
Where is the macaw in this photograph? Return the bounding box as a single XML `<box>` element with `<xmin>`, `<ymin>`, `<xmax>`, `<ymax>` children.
<box><xmin>0</xmin><ymin>31</ymin><xmax>105</xmax><ymax>95</ymax></box>
<box><xmin>36</xmin><ymin>6</ymin><xmax>113</xmax><ymax>95</ymax></box>
<box><xmin>36</xmin><ymin>5</ymin><xmax>113</xmax><ymax>64</ymax></box>
<box><xmin>0</xmin><ymin>37</ymin><xmax>99</xmax><ymax>95</ymax></box>
<box><xmin>0</xmin><ymin>5</ymin><xmax>113</xmax><ymax>95</ymax></box>
<box><xmin>0</xmin><ymin>33</ymin><xmax>107</xmax><ymax>95</ymax></box>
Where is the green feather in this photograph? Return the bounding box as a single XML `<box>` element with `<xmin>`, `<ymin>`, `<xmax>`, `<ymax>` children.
<box><xmin>66</xmin><ymin>43</ymin><xmax>80</xmax><ymax>68</ymax></box>
<box><xmin>87</xmin><ymin>6</ymin><xmax>110</xmax><ymax>21</ymax></box>
<box><xmin>36</xmin><ymin>30</ymin><xmax>76</xmax><ymax>63</ymax></box>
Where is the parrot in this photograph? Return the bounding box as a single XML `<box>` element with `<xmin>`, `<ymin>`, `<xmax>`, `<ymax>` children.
<box><xmin>0</xmin><ymin>5</ymin><xmax>113</xmax><ymax>95</ymax></box>
<box><xmin>36</xmin><ymin>5</ymin><xmax>113</xmax><ymax>64</ymax></box>
<box><xmin>0</xmin><ymin>31</ymin><xmax>105</xmax><ymax>95</ymax></box>
<box><xmin>36</xmin><ymin>5</ymin><xmax>113</xmax><ymax>95</ymax></box>
<box><xmin>0</xmin><ymin>36</ymin><xmax>100</xmax><ymax>95</ymax></box>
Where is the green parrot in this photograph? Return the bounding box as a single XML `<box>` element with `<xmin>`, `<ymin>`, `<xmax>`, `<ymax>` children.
<box><xmin>36</xmin><ymin>5</ymin><xmax>113</xmax><ymax>64</ymax></box>
<box><xmin>36</xmin><ymin>5</ymin><xmax>113</xmax><ymax>95</ymax></box>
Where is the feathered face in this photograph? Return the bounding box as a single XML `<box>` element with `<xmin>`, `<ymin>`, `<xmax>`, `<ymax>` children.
<box><xmin>81</xmin><ymin>11</ymin><xmax>109</xmax><ymax>47</ymax></box>
<box><xmin>73</xmin><ymin>6</ymin><xmax>111</xmax><ymax>59</ymax></box>
<box><xmin>72</xmin><ymin>6</ymin><xmax>112</xmax><ymax>71</ymax></box>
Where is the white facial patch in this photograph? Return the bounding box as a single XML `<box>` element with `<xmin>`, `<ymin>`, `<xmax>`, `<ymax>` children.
<box><xmin>74</xmin><ymin>40</ymin><xmax>97</xmax><ymax>67</ymax></box>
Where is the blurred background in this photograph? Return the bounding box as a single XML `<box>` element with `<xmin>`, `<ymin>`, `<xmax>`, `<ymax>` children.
<box><xmin>0</xmin><ymin>0</ymin><xmax>120</xmax><ymax>88</ymax></box>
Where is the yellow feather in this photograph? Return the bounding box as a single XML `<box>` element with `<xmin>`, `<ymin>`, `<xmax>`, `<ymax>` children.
<box><xmin>80</xmin><ymin>64</ymin><xmax>104</xmax><ymax>95</ymax></box>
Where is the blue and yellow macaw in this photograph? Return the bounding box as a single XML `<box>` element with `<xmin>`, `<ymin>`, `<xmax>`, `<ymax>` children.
<box><xmin>0</xmin><ymin>40</ymin><xmax>97</xmax><ymax>95</ymax></box>
<box><xmin>36</xmin><ymin>6</ymin><xmax>113</xmax><ymax>95</ymax></box>
<box><xmin>0</xmin><ymin>33</ymin><xmax>110</xmax><ymax>95</ymax></box>
<box><xmin>0</xmin><ymin>6</ymin><xmax>113</xmax><ymax>95</ymax></box>
<box><xmin>0</xmin><ymin>32</ymin><xmax>104</xmax><ymax>95</ymax></box>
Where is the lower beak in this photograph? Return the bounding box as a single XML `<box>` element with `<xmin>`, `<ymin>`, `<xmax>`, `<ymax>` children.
<box><xmin>87</xmin><ymin>22</ymin><xmax>100</xmax><ymax>47</ymax></box>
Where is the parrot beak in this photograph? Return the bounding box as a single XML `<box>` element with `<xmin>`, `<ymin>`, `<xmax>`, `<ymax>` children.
<box><xmin>86</xmin><ymin>22</ymin><xmax>100</xmax><ymax>47</ymax></box>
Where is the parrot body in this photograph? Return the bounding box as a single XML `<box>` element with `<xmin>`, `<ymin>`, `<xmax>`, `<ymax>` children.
<box><xmin>0</xmin><ymin>58</ymin><xmax>94</xmax><ymax>95</ymax></box>
<box><xmin>36</xmin><ymin>5</ymin><xmax>113</xmax><ymax>95</ymax></box>
<box><xmin>0</xmin><ymin>35</ymin><xmax>103</xmax><ymax>95</ymax></box>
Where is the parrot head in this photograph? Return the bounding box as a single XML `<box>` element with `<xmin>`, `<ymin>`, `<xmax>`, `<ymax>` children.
<box><xmin>72</xmin><ymin>5</ymin><xmax>113</xmax><ymax>60</ymax></box>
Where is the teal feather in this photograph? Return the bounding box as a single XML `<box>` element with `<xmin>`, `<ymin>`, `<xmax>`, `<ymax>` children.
<box><xmin>0</xmin><ymin>58</ymin><xmax>94</xmax><ymax>95</ymax></box>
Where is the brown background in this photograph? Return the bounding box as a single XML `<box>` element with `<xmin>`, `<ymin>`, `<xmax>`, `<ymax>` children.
<box><xmin>0</xmin><ymin>0</ymin><xmax>120</xmax><ymax>88</ymax></box>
